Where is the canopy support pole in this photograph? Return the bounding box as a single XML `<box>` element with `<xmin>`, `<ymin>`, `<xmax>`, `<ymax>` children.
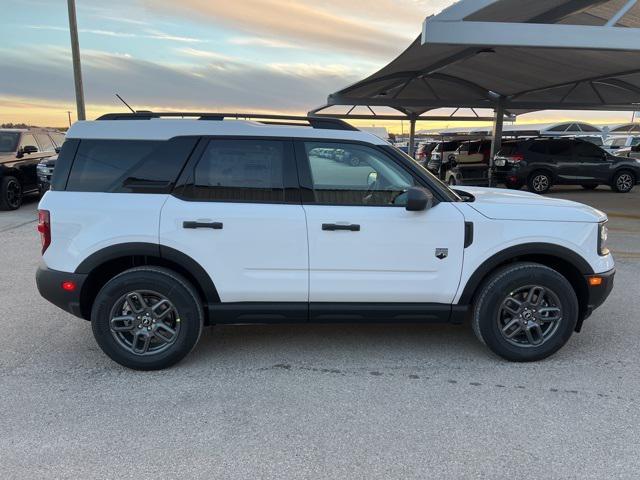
<box><xmin>488</xmin><ymin>97</ymin><xmax>505</xmax><ymax>187</ymax></box>
<box><xmin>408</xmin><ymin>116</ymin><xmax>417</xmax><ymax>157</ymax></box>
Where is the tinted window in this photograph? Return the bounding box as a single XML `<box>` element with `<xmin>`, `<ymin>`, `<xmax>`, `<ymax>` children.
<box><xmin>35</xmin><ymin>133</ymin><xmax>55</xmax><ymax>152</ymax></box>
<box><xmin>498</xmin><ymin>143</ymin><xmax>520</xmax><ymax>155</ymax></box>
<box><xmin>631</xmin><ymin>137</ymin><xmax>640</xmax><ymax>146</ymax></box>
<box><xmin>575</xmin><ymin>142</ymin><xmax>604</xmax><ymax>158</ymax></box>
<box><xmin>547</xmin><ymin>141</ymin><xmax>572</xmax><ymax>156</ymax></box>
<box><xmin>0</xmin><ymin>132</ymin><xmax>19</xmax><ymax>152</ymax></box>
<box><xmin>305</xmin><ymin>142</ymin><xmax>416</xmax><ymax>206</ymax></box>
<box><xmin>19</xmin><ymin>133</ymin><xmax>38</xmax><ymax>150</ymax></box>
<box><xmin>529</xmin><ymin>142</ymin><xmax>547</xmax><ymax>154</ymax></box>
<box><xmin>184</xmin><ymin>139</ymin><xmax>286</xmax><ymax>202</ymax></box>
<box><xmin>66</xmin><ymin>138</ymin><xmax>197</xmax><ymax>193</ymax></box>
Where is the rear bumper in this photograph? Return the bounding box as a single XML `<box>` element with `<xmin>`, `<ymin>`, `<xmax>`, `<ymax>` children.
<box><xmin>36</xmin><ymin>265</ymin><xmax>87</xmax><ymax>319</ymax></box>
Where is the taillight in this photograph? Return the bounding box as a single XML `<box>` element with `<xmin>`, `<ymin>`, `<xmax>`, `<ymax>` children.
<box><xmin>507</xmin><ymin>153</ymin><xmax>524</xmax><ymax>163</ymax></box>
<box><xmin>37</xmin><ymin>209</ymin><xmax>51</xmax><ymax>254</ymax></box>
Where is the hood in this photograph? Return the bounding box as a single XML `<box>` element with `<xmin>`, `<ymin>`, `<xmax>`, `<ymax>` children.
<box><xmin>453</xmin><ymin>186</ymin><xmax>606</xmax><ymax>223</ymax></box>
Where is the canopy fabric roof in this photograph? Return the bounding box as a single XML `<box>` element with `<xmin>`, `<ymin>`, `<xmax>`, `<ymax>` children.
<box><xmin>322</xmin><ymin>0</ymin><xmax>640</xmax><ymax>114</ymax></box>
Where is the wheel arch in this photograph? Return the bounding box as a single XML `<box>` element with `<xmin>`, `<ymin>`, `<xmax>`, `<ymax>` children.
<box><xmin>459</xmin><ymin>243</ymin><xmax>592</xmax><ymax>328</ymax></box>
<box><xmin>75</xmin><ymin>242</ymin><xmax>220</xmax><ymax>322</ymax></box>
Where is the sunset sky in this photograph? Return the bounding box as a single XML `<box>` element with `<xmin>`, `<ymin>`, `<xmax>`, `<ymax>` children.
<box><xmin>1</xmin><ymin>0</ymin><xmax>637</xmax><ymax>131</ymax></box>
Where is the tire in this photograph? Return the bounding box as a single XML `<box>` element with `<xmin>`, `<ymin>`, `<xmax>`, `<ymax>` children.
<box><xmin>471</xmin><ymin>262</ymin><xmax>578</xmax><ymax>362</ymax></box>
<box><xmin>581</xmin><ymin>184</ymin><xmax>598</xmax><ymax>190</ymax></box>
<box><xmin>349</xmin><ymin>156</ymin><xmax>361</xmax><ymax>167</ymax></box>
<box><xmin>0</xmin><ymin>176</ymin><xmax>23</xmax><ymax>210</ymax></box>
<box><xmin>91</xmin><ymin>266</ymin><xmax>204</xmax><ymax>370</ymax></box>
<box><xmin>527</xmin><ymin>171</ymin><xmax>552</xmax><ymax>194</ymax></box>
<box><xmin>611</xmin><ymin>170</ymin><xmax>635</xmax><ymax>193</ymax></box>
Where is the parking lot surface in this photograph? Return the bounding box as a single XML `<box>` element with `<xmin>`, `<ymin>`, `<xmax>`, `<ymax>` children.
<box><xmin>1</xmin><ymin>188</ymin><xmax>639</xmax><ymax>479</ymax></box>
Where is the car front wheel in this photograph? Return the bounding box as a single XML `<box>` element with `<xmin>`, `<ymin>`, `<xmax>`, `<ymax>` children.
<box><xmin>611</xmin><ymin>171</ymin><xmax>635</xmax><ymax>193</ymax></box>
<box><xmin>471</xmin><ymin>262</ymin><xmax>578</xmax><ymax>362</ymax></box>
<box><xmin>91</xmin><ymin>266</ymin><xmax>204</xmax><ymax>370</ymax></box>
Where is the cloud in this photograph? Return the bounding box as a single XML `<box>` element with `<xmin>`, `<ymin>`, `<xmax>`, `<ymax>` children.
<box><xmin>0</xmin><ymin>46</ymin><xmax>362</xmax><ymax>115</ymax></box>
<box><xmin>140</xmin><ymin>0</ymin><xmax>430</xmax><ymax>59</ymax></box>
<box><xmin>227</xmin><ymin>37</ymin><xmax>300</xmax><ymax>49</ymax></box>
<box><xmin>27</xmin><ymin>25</ymin><xmax>203</xmax><ymax>43</ymax></box>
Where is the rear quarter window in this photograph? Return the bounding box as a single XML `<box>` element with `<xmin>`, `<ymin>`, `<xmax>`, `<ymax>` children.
<box><xmin>65</xmin><ymin>137</ymin><xmax>197</xmax><ymax>193</ymax></box>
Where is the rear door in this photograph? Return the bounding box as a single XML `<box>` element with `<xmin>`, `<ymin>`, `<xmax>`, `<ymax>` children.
<box><xmin>296</xmin><ymin>140</ymin><xmax>465</xmax><ymax>306</ymax></box>
<box><xmin>547</xmin><ymin>140</ymin><xmax>575</xmax><ymax>182</ymax></box>
<box><xmin>160</xmin><ymin>138</ymin><xmax>309</xmax><ymax>305</ymax></box>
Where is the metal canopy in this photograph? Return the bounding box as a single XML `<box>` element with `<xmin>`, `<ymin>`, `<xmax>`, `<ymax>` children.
<box><xmin>321</xmin><ymin>0</ymin><xmax>640</xmax><ymax>113</ymax></box>
<box><xmin>315</xmin><ymin>0</ymin><xmax>640</xmax><ymax>176</ymax></box>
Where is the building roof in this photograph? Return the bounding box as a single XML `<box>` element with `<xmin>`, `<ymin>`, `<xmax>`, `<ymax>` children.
<box><xmin>321</xmin><ymin>0</ymin><xmax>640</xmax><ymax>115</ymax></box>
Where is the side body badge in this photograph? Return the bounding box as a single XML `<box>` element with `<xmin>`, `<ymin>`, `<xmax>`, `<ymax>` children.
<box><xmin>435</xmin><ymin>248</ymin><xmax>448</xmax><ymax>260</ymax></box>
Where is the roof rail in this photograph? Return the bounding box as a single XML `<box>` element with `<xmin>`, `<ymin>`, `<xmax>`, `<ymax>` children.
<box><xmin>95</xmin><ymin>112</ymin><xmax>358</xmax><ymax>131</ymax></box>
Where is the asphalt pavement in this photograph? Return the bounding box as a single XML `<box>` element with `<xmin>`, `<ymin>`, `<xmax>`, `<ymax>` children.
<box><xmin>0</xmin><ymin>187</ymin><xmax>639</xmax><ymax>479</ymax></box>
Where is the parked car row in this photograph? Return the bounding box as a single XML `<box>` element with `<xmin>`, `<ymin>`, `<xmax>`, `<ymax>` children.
<box><xmin>0</xmin><ymin>128</ymin><xmax>64</xmax><ymax>210</ymax></box>
<box><xmin>493</xmin><ymin>138</ymin><xmax>640</xmax><ymax>193</ymax></box>
<box><xmin>411</xmin><ymin>136</ymin><xmax>640</xmax><ymax>194</ymax></box>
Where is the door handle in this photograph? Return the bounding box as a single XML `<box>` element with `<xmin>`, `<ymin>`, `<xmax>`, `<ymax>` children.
<box><xmin>322</xmin><ymin>223</ymin><xmax>360</xmax><ymax>232</ymax></box>
<box><xmin>183</xmin><ymin>221</ymin><xmax>223</xmax><ymax>230</ymax></box>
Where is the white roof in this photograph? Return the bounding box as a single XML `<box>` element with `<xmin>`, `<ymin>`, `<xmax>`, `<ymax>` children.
<box><xmin>66</xmin><ymin>119</ymin><xmax>387</xmax><ymax>145</ymax></box>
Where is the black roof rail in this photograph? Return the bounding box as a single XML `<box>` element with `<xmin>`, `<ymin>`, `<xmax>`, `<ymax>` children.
<box><xmin>95</xmin><ymin>112</ymin><xmax>358</xmax><ymax>131</ymax></box>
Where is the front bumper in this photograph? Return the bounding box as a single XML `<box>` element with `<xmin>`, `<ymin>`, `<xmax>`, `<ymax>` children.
<box><xmin>36</xmin><ymin>265</ymin><xmax>88</xmax><ymax>319</ymax></box>
<box><xmin>577</xmin><ymin>268</ymin><xmax>615</xmax><ymax>331</ymax></box>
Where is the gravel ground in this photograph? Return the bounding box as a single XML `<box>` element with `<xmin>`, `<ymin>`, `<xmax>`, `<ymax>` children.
<box><xmin>0</xmin><ymin>188</ymin><xmax>639</xmax><ymax>479</ymax></box>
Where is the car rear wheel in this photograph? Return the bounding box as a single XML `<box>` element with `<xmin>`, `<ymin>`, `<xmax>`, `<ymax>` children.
<box><xmin>611</xmin><ymin>171</ymin><xmax>635</xmax><ymax>193</ymax></box>
<box><xmin>471</xmin><ymin>262</ymin><xmax>578</xmax><ymax>362</ymax></box>
<box><xmin>0</xmin><ymin>176</ymin><xmax>23</xmax><ymax>210</ymax></box>
<box><xmin>91</xmin><ymin>266</ymin><xmax>204</xmax><ymax>370</ymax></box>
<box><xmin>527</xmin><ymin>171</ymin><xmax>552</xmax><ymax>194</ymax></box>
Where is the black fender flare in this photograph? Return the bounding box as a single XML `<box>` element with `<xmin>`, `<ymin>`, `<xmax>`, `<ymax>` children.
<box><xmin>458</xmin><ymin>242</ymin><xmax>593</xmax><ymax>305</ymax></box>
<box><xmin>75</xmin><ymin>242</ymin><xmax>220</xmax><ymax>303</ymax></box>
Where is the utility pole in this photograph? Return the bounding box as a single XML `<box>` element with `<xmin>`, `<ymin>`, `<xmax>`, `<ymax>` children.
<box><xmin>67</xmin><ymin>0</ymin><xmax>86</xmax><ymax>120</ymax></box>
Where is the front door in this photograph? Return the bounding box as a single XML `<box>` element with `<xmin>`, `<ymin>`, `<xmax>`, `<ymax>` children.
<box><xmin>296</xmin><ymin>140</ymin><xmax>465</xmax><ymax>306</ymax></box>
<box><xmin>160</xmin><ymin>138</ymin><xmax>308</xmax><ymax>304</ymax></box>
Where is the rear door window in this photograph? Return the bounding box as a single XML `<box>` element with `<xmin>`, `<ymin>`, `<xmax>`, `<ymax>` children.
<box><xmin>181</xmin><ymin>139</ymin><xmax>291</xmax><ymax>203</ymax></box>
<box><xmin>66</xmin><ymin>137</ymin><xmax>197</xmax><ymax>193</ymax></box>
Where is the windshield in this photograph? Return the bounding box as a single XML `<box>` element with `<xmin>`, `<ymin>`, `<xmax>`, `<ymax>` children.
<box><xmin>0</xmin><ymin>132</ymin><xmax>20</xmax><ymax>153</ymax></box>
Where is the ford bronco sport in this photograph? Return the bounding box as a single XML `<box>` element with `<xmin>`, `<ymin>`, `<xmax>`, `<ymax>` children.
<box><xmin>36</xmin><ymin>113</ymin><xmax>615</xmax><ymax>370</ymax></box>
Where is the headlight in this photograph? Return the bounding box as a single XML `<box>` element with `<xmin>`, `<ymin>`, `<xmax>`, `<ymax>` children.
<box><xmin>598</xmin><ymin>221</ymin><xmax>609</xmax><ymax>256</ymax></box>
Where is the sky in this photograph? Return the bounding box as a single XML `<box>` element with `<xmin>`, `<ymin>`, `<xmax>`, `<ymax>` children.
<box><xmin>0</xmin><ymin>0</ymin><xmax>637</xmax><ymax>131</ymax></box>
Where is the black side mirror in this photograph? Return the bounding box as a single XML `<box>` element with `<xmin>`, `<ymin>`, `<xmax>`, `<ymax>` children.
<box><xmin>405</xmin><ymin>187</ymin><xmax>433</xmax><ymax>212</ymax></box>
<box><xmin>23</xmin><ymin>145</ymin><xmax>38</xmax><ymax>154</ymax></box>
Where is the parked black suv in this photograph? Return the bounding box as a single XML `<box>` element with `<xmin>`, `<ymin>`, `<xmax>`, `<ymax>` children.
<box><xmin>0</xmin><ymin>128</ymin><xmax>64</xmax><ymax>209</ymax></box>
<box><xmin>493</xmin><ymin>138</ymin><xmax>640</xmax><ymax>193</ymax></box>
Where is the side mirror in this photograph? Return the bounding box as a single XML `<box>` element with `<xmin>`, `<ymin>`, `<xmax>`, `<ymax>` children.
<box><xmin>405</xmin><ymin>187</ymin><xmax>433</xmax><ymax>212</ymax></box>
<box><xmin>54</xmin><ymin>146</ymin><xmax>61</xmax><ymax>154</ymax></box>
<box><xmin>23</xmin><ymin>145</ymin><xmax>38</xmax><ymax>154</ymax></box>
<box><xmin>367</xmin><ymin>171</ymin><xmax>378</xmax><ymax>187</ymax></box>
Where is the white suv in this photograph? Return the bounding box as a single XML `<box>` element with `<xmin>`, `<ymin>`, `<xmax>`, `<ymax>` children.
<box><xmin>36</xmin><ymin>113</ymin><xmax>615</xmax><ymax>370</ymax></box>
